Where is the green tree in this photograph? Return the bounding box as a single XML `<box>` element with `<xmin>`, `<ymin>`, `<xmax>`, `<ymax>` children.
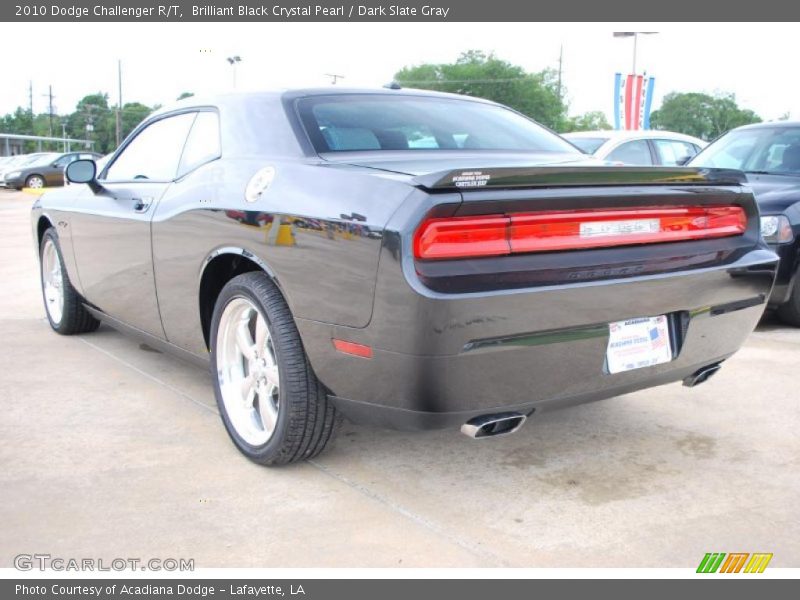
<box><xmin>119</xmin><ymin>102</ymin><xmax>152</xmax><ymax>140</ymax></box>
<box><xmin>650</xmin><ymin>92</ymin><xmax>761</xmax><ymax>140</ymax></box>
<box><xmin>563</xmin><ymin>111</ymin><xmax>611</xmax><ymax>133</ymax></box>
<box><xmin>1</xmin><ymin>93</ymin><xmax>155</xmax><ymax>154</ymax></box>
<box><xmin>65</xmin><ymin>93</ymin><xmax>115</xmax><ymax>153</ymax></box>
<box><xmin>177</xmin><ymin>92</ymin><xmax>194</xmax><ymax>100</ymax></box>
<box><xmin>394</xmin><ymin>50</ymin><xmax>568</xmax><ymax>130</ymax></box>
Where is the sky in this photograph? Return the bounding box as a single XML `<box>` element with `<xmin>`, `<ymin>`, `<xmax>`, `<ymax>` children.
<box><xmin>1</xmin><ymin>22</ymin><xmax>798</xmax><ymax>126</ymax></box>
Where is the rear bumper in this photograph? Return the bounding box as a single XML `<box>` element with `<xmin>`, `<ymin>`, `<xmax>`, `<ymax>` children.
<box><xmin>299</xmin><ymin>246</ymin><xmax>778</xmax><ymax>430</ymax></box>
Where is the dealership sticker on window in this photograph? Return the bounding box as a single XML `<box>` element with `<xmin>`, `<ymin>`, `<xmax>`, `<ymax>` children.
<box><xmin>452</xmin><ymin>171</ymin><xmax>491</xmax><ymax>188</ymax></box>
<box><xmin>606</xmin><ymin>315</ymin><xmax>673</xmax><ymax>374</ymax></box>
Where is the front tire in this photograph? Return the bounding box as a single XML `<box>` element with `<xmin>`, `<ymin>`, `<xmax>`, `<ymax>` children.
<box><xmin>210</xmin><ymin>272</ymin><xmax>340</xmax><ymax>465</ymax></box>
<box><xmin>39</xmin><ymin>228</ymin><xmax>100</xmax><ymax>334</ymax></box>
<box><xmin>26</xmin><ymin>174</ymin><xmax>45</xmax><ymax>189</ymax></box>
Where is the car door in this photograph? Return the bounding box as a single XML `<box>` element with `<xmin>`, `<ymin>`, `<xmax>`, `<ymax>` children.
<box><xmin>47</xmin><ymin>153</ymin><xmax>75</xmax><ymax>186</ymax></box>
<box><xmin>69</xmin><ymin>111</ymin><xmax>197</xmax><ymax>337</ymax></box>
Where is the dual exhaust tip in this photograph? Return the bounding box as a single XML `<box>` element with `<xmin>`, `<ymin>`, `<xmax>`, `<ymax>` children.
<box><xmin>461</xmin><ymin>412</ymin><xmax>528</xmax><ymax>439</ymax></box>
<box><xmin>462</xmin><ymin>363</ymin><xmax>723</xmax><ymax>439</ymax></box>
<box><xmin>683</xmin><ymin>363</ymin><xmax>722</xmax><ymax>387</ymax></box>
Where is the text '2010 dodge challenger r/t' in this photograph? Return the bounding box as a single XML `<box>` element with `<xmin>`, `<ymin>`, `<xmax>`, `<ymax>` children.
<box><xmin>31</xmin><ymin>88</ymin><xmax>779</xmax><ymax>465</ymax></box>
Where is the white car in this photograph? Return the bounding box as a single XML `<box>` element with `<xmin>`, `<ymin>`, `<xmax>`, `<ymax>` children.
<box><xmin>563</xmin><ymin>130</ymin><xmax>707</xmax><ymax>166</ymax></box>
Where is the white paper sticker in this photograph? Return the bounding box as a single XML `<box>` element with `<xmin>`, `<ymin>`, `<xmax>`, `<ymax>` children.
<box><xmin>606</xmin><ymin>315</ymin><xmax>673</xmax><ymax>374</ymax></box>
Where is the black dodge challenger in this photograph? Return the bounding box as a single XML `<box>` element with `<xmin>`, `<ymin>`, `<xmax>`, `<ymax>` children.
<box><xmin>32</xmin><ymin>88</ymin><xmax>779</xmax><ymax>465</ymax></box>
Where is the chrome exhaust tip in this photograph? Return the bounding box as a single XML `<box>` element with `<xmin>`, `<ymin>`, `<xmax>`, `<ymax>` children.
<box><xmin>683</xmin><ymin>363</ymin><xmax>723</xmax><ymax>387</ymax></box>
<box><xmin>461</xmin><ymin>412</ymin><xmax>527</xmax><ymax>439</ymax></box>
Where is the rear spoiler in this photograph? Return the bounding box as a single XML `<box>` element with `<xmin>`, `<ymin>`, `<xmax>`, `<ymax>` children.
<box><xmin>413</xmin><ymin>166</ymin><xmax>748</xmax><ymax>191</ymax></box>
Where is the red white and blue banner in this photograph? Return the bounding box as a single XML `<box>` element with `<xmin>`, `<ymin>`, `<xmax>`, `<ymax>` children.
<box><xmin>614</xmin><ymin>73</ymin><xmax>655</xmax><ymax>130</ymax></box>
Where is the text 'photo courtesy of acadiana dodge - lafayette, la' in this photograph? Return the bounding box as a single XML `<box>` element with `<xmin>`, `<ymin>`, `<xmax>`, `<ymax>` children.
<box><xmin>15</xmin><ymin>584</ymin><xmax>305</xmax><ymax>597</ymax></box>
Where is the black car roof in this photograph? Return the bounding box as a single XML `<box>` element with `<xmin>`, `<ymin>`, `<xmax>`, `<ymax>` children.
<box><xmin>162</xmin><ymin>87</ymin><xmax>499</xmax><ymax>116</ymax></box>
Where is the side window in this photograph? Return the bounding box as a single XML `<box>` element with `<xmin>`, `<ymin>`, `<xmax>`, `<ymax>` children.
<box><xmin>178</xmin><ymin>111</ymin><xmax>221</xmax><ymax>177</ymax></box>
<box><xmin>103</xmin><ymin>113</ymin><xmax>196</xmax><ymax>181</ymax></box>
<box><xmin>654</xmin><ymin>139</ymin><xmax>698</xmax><ymax>166</ymax></box>
<box><xmin>606</xmin><ymin>140</ymin><xmax>653</xmax><ymax>165</ymax></box>
<box><xmin>52</xmin><ymin>154</ymin><xmax>73</xmax><ymax>168</ymax></box>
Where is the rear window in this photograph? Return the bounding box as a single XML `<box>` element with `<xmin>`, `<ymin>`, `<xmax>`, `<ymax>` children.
<box><xmin>296</xmin><ymin>94</ymin><xmax>579</xmax><ymax>154</ymax></box>
<box><xmin>566</xmin><ymin>137</ymin><xmax>609</xmax><ymax>154</ymax></box>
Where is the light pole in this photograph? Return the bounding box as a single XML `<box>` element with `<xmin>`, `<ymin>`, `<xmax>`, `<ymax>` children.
<box><xmin>613</xmin><ymin>32</ymin><xmax>658</xmax><ymax>74</ymax></box>
<box><xmin>226</xmin><ymin>56</ymin><xmax>242</xmax><ymax>88</ymax></box>
<box><xmin>324</xmin><ymin>73</ymin><xmax>345</xmax><ymax>85</ymax></box>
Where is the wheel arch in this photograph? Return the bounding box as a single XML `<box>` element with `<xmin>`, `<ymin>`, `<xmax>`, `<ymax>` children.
<box><xmin>198</xmin><ymin>247</ymin><xmax>283</xmax><ymax>349</ymax></box>
<box><xmin>36</xmin><ymin>214</ymin><xmax>55</xmax><ymax>247</ymax></box>
<box><xmin>25</xmin><ymin>173</ymin><xmax>45</xmax><ymax>186</ymax></box>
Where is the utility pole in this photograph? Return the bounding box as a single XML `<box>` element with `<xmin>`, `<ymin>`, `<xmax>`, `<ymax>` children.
<box><xmin>325</xmin><ymin>73</ymin><xmax>345</xmax><ymax>85</ymax></box>
<box><xmin>115</xmin><ymin>60</ymin><xmax>122</xmax><ymax>147</ymax></box>
<box><xmin>28</xmin><ymin>81</ymin><xmax>34</xmax><ymax>134</ymax></box>
<box><xmin>42</xmin><ymin>85</ymin><xmax>55</xmax><ymax>137</ymax></box>
<box><xmin>556</xmin><ymin>44</ymin><xmax>563</xmax><ymax>102</ymax></box>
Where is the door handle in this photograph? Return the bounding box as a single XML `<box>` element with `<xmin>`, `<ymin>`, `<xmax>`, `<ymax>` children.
<box><xmin>131</xmin><ymin>197</ymin><xmax>153</xmax><ymax>212</ymax></box>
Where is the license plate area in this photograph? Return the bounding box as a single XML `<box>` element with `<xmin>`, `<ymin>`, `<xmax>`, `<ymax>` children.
<box><xmin>606</xmin><ymin>314</ymin><xmax>676</xmax><ymax>374</ymax></box>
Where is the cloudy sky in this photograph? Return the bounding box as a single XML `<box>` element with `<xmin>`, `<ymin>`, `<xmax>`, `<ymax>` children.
<box><xmin>1</xmin><ymin>22</ymin><xmax>797</xmax><ymax>125</ymax></box>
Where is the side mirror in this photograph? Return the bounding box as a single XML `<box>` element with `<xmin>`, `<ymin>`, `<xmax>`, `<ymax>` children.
<box><xmin>66</xmin><ymin>159</ymin><xmax>107</xmax><ymax>193</ymax></box>
<box><xmin>65</xmin><ymin>159</ymin><xmax>96</xmax><ymax>183</ymax></box>
<box><xmin>675</xmin><ymin>155</ymin><xmax>692</xmax><ymax>166</ymax></box>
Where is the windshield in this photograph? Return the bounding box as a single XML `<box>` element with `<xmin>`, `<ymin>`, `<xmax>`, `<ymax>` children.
<box><xmin>24</xmin><ymin>153</ymin><xmax>59</xmax><ymax>166</ymax></box>
<box><xmin>565</xmin><ymin>137</ymin><xmax>609</xmax><ymax>154</ymax></box>
<box><xmin>297</xmin><ymin>95</ymin><xmax>580</xmax><ymax>154</ymax></box>
<box><xmin>691</xmin><ymin>126</ymin><xmax>800</xmax><ymax>174</ymax></box>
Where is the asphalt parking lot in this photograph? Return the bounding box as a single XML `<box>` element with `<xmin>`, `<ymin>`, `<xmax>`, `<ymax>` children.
<box><xmin>1</xmin><ymin>188</ymin><xmax>798</xmax><ymax>568</ymax></box>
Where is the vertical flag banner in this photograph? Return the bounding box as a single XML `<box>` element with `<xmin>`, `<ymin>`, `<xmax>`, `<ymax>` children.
<box><xmin>614</xmin><ymin>73</ymin><xmax>656</xmax><ymax>130</ymax></box>
<box><xmin>642</xmin><ymin>76</ymin><xmax>656</xmax><ymax>129</ymax></box>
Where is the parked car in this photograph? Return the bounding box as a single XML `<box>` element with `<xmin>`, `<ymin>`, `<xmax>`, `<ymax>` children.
<box><xmin>689</xmin><ymin>122</ymin><xmax>800</xmax><ymax>325</ymax></box>
<box><xmin>32</xmin><ymin>89</ymin><xmax>777</xmax><ymax>465</ymax></box>
<box><xmin>564</xmin><ymin>130</ymin><xmax>706</xmax><ymax>166</ymax></box>
<box><xmin>0</xmin><ymin>153</ymin><xmax>58</xmax><ymax>186</ymax></box>
<box><xmin>4</xmin><ymin>151</ymin><xmax>102</xmax><ymax>189</ymax></box>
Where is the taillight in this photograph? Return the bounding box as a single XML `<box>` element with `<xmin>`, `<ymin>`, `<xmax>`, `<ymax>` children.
<box><xmin>414</xmin><ymin>206</ymin><xmax>747</xmax><ymax>260</ymax></box>
<box><xmin>413</xmin><ymin>215</ymin><xmax>510</xmax><ymax>259</ymax></box>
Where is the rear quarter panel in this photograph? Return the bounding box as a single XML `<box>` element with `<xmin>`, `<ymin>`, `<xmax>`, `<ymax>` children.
<box><xmin>151</xmin><ymin>158</ymin><xmax>414</xmax><ymax>356</ymax></box>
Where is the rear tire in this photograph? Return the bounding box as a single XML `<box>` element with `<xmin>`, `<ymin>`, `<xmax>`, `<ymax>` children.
<box><xmin>776</xmin><ymin>280</ymin><xmax>800</xmax><ymax>326</ymax></box>
<box><xmin>39</xmin><ymin>228</ymin><xmax>100</xmax><ymax>335</ymax></box>
<box><xmin>210</xmin><ymin>272</ymin><xmax>341</xmax><ymax>465</ymax></box>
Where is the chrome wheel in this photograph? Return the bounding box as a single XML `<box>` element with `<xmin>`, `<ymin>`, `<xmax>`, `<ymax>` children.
<box><xmin>41</xmin><ymin>238</ymin><xmax>64</xmax><ymax>325</ymax></box>
<box><xmin>216</xmin><ymin>297</ymin><xmax>280</xmax><ymax>446</ymax></box>
<box><xmin>27</xmin><ymin>175</ymin><xmax>44</xmax><ymax>189</ymax></box>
